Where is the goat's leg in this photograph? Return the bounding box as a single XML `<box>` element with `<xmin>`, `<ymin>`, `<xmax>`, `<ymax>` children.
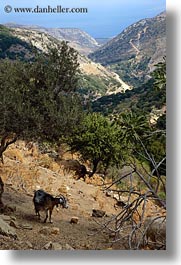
<box><xmin>49</xmin><ymin>209</ymin><xmax>53</xmax><ymax>223</ymax></box>
<box><xmin>35</xmin><ymin>208</ymin><xmax>41</xmax><ymax>220</ymax></box>
<box><xmin>37</xmin><ymin>211</ymin><xmax>41</xmax><ymax>220</ymax></box>
<box><xmin>44</xmin><ymin>210</ymin><xmax>48</xmax><ymax>223</ymax></box>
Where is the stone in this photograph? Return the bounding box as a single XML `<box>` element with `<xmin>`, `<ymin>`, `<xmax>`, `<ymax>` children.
<box><xmin>26</xmin><ymin>241</ymin><xmax>33</xmax><ymax>248</ymax></box>
<box><xmin>39</xmin><ymin>226</ymin><xmax>50</xmax><ymax>235</ymax></box>
<box><xmin>51</xmin><ymin>242</ymin><xmax>63</xmax><ymax>250</ymax></box>
<box><xmin>105</xmin><ymin>190</ymin><xmax>113</xmax><ymax>197</ymax></box>
<box><xmin>43</xmin><ymin>241</ymin><xmax>53</xmax><ymax>250</ymax></box>
<box><xmin>20</xmin><ymin>223</ymin><xmax>33</xmax><ymax>230</ymax></box>
<box><xmin>9</xmin><ymin>220</ymin><xmax>20</xmax><ymax>229</ymax></box>
<box><xmin>0</xmin><ymin>214</ymin><xmax>11</xmax><ymax>222</ymax></box>
<box><xmin>144</xmin><ymin>216</ymin><xmax>166</xmax><ymax>248</ymax></box>
<box><xmin>58</xmin><ymin>185</ymin><xmax>70</xmax><ymax>194</ymax></box>
<box><xmin>92</xmin><ymin>209</ymin><xmax>106</xmax><ymax>218</ymax></box>
<box><xmin>4</xmin><ymin>204</ymin><xmax>16</xmax><ymax>213</ymax></box>
<box><xmin>0</xmin><ymin>216</ymin><xmax>17</xmax><ymax>239</ymax></box>
<box><xmin>70</xmin><ymin>217</ymin><xmax>79</xmax><ymax>224</ymax></box>
<box><xmin>43</xmin><ymin>241</ymin><xmax>63</xmax><ymax>250</ymax></box>
<box><xmin>51</xmin><ymin>227</ymin><xmax>60</xmax><ymax>235</ymax></box>
<box><xmin>64</xmin><ymin>243</ymin><xmax>74</xmax><ymax>250</ymax></box>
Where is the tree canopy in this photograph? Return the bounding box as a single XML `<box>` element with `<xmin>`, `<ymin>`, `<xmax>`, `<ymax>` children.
<box><xmin>0</xmin><ymin>42</ymin><xmax>83</xmax><ymax>144</ymax></box>
<box><xmin>68</xmin><ymin>113</ymin><xmax>123</xmax><ymax>176</ymax></box>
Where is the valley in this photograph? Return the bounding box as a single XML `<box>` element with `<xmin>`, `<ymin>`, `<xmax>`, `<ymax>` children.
<box><xmin>0</xmin><ymin>10</ymin><xmax>166</xmax><ymax>250</ymax></box>
<box><xmin>89</xmin><ymin>12</ymin><xmax>166</xmax><ymax>87</ymax></box>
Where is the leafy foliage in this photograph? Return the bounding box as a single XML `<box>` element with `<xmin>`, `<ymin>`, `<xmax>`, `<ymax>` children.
<box><xmin>68</xmin><ymin>113</ymin><xmax>123</xmax><ymax>176</ymax></box>
<box><xmin>0</xmin><ymin>25</ymin><xmax>33</xmax><ymax>60</ymax></box>
<box><xmin>0</xmin><ymin>43</ymin><xmax>83</xmax><ymax>142</ymax></box>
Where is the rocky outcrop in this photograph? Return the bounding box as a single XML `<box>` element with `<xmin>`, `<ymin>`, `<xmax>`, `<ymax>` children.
<box><xmin>0</xmin><ymin>216</ymin><xmax>17</xmax><ymax>239</ymax></box>
<box><xmin>92</xmin><ymin>209</ymin><xmax>106</xmax><ymax>218</ymax></box>
<box><xmin>144</xmin><ymin>216</ymin><xmax>166</xmax><ymax>249</ymax></box>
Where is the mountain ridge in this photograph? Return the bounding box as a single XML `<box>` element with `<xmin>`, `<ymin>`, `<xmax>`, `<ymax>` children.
<box><xmin>89</xmin><ymin>11</ymin><xmax>166</xmax><ymax>87</ymax></box>
<box><xmin>0</xmin><ymin>25</ymin><xmax>130</xmax><ymax>99</ymax></box>
<box><xmin>5</xmin><ymin>23</ymin><xmax>100</xmax><ymax>56</ymax></box>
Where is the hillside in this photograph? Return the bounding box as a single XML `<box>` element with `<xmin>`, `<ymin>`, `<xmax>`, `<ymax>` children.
<box><xmin>5</xmin><ymin>23</ymin><xmax>100</xmax><ymax>56</ymax></box>
<box><xmin>0</xmin><ymin>140</ymin><xmax>166</xmax><ymax>250</ymax></box>
<box><xmin>89</xmin><ymin>12</ymin><xmax>166</xmax><ymax>87</ymax></box>
<box><xmin>0</xmin><ymin>140</ymin><xmax>118</xmax><ymax>250</ymax></box>
<box><xmin>0</xmin><ymin>25</ymin><xmax>130</xmax><ymax>99</ymax></box>
<box><xmin>92</xmin><ymin>76</ymin><xmax>166</xmax><ymax>117</ymax></box>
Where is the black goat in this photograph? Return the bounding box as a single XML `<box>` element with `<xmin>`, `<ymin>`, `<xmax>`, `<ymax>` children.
<box><xmin>33</xmin><ymin>189</ymin><xmax>68</xmax><ymax>223</ymax></box>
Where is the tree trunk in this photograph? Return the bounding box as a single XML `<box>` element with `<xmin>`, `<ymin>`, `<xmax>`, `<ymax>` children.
<box><xmin>89</xmin><ymin>159</ymin><xmax>100</xmax><ymax>178</ymax></box>
<box><xmin>0</xmin><ymin>177</ymin><xmax>4</xmax><ymax>208</ymax></box>
<box><xmin>0</xmin><ymin>133</ymin><xmax>18</xmax><ymax>163</ymax></box>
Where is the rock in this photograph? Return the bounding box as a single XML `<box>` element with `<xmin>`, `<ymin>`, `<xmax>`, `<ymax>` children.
<box><xmin>70</xmin><ymin>217</ymin><xmax>79</xmax><ymax>224</ymax></box>
<box><xmin>51</xmin><ymin>227</ymin><xmax>60</xmax><ymax>235</ymax></box>
<box><xmin>25</xmin><ymin>241</ymin><xmax>33</xmax><ymax>248</ymax></box>
<box><xmin>0</xmin><ymin>216</ymin><xmax>17</xmax><ymax>239</ymax></box>
<box><xmin>113</xmin><ymin>194</ymin><xmax>127</xmax><ymax>206</ymax></box>
<box><xmin>43</xmin><ymin>241</ymin><xmax>63</xmax><ymax>250</ymax></box>
<box><xmin>64</xmin><ymin>243</ymin><xmax>74</xmax><ymax>250</ymax></box>
<box><xmin>39</xmin><ymin>226</ymin><xmax>50</xmax><ymax>235</ymax></box>
<box><xmin>58</xmin><ymin>185</ymin><xmax>70</xmax><ymax>195</ymax></box>
<box><xmin>144</xmin><ymin>216</ymin><xmax>166</xmax><ymax>249</ymax></box>
<box><xmin>105</xmin><ymin>190</ymin><xmax>113</xmax><ymax>197</ymax></box>
<box><xmin>39</xmin><ymin>226</ymin><xmax>60</xmax><ymax>235</ymax></box>
<box><xmin>4</xmin><ymin>204</ymin><xmax>16</xmax><ymax>213</ymax></box>
<box><xmin>92</xmin><ymin>209</ymin><xmax>106</xmax><ymax>218</ymax></box>
<box><xmin>51</xmin><ymin>242</ymin><xmax>63</xmax><ymax>250</ymax></box>
<box><xmin>20</xmin><ymin>223</ymin><xmax>33</xmax><ymax>230</ymax></box>
<box><xmin>43</xmin><ymin>241</ymin><xmax>53</xmax><ymax>250</ymax></box>
<box><xmin>9</xmin><ymin>220</ymin><xmax>20</xmax><ymax>229</ymax></box>
<box><xmin>0</xmin><ymin>214</ymin><xmax>12</xmax><ymax>222</ymax></box>
<box><xmin>11</xmin><ymin>216</ymin><xmax>17</xmax><ymax>221</ymax></box>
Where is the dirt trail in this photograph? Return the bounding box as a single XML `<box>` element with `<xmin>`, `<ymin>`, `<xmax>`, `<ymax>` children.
<box><xmin>0</xmin><ymin>141</ymin><xmax>120</xmax><ymax>250</ymax></box>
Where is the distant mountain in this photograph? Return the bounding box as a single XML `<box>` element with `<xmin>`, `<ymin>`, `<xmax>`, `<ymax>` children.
<box><xmin>0</xmin><ymin>25</ymin><xmax>130</xmax><ymax>99</ymax></box>
<box><xmin>5</xmin><ymin>23</ymin><xmax>100</xmax><ymax>56</ymax></box>
<box><xmin>89</xmin><ymin>12</ymin><xmax>166</xmax><ymax>87</ymax></box>
<box><xmin>95</xmin><ymin>38</ymin><xmax>111</xmax><ymax>45</ymax></box>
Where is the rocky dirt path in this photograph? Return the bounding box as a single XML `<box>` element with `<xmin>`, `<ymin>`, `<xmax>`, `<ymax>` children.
<box><xmin>0</xmin><ymin>184</ymin><xmax>119</xmax><ymax>250</ymax></box>
<box><xmin>0</xmin><ymin>140</ymin><xmax>121</xmax><ymax>250</ymax></box>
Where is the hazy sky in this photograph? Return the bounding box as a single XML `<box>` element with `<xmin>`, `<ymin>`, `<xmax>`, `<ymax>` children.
<box><xmin>0</xmin><ymin>0</ymin><xmax>166</xmax><ymax>38</ymax></box>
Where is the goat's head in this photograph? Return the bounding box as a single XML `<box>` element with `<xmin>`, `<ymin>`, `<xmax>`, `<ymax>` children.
<box><xmin>57</xmin><ymin>195</ymin><xmax>68</xmax><ymax>209</ymax></box>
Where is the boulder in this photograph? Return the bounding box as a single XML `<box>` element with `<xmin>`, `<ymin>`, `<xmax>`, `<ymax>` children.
<box><xmin>0</xmin><ymin>216</ymin><xmax>17</xmax><ymax>239</ymax></box>
<box><xmin>50</xmin><ymin>227</ymin><xmax>60</xmax><ymax>235</ymax></box>
<box><xmin>20</xmin><ymin>223</ymin><xmax>33</xmax><ymax>230</ymax></box>
<box><xmin>92</xmin><ymin>209</ymin><xmax>106</xmax><ymax>218</ymax></box>
<box><xmin>39</xmin><ymin>226</ymin><xmax>50</xmax><ymax>236</ymax></box>
<box><xmin>70</xmin><ymin>217</ymin><xmax>79</xmax><ymax>224</ymax></box>
<box><xmin>3</xmin><ymin>204</ymin><xmax>16</xmax><ymax>213</ymax></box>
<box><xmin>144</xmin><ymin>216</ymin><xmax>166</xmax><ymax>249</ymax></box>
<box><xmin>9</xmin><ymin>220</ymin><xmax>20</xmax><ymax>229</ymax></box>
<box><xmin>43</xmin><ymin>241</ymin><xmax>63</xmax><ymax>250</ymax></box>
<box><xmin>64</xmin><ymin>243</ymin><xmax>74</xmax><ymax>250</ymax></box>
<box><xmin>39</xmin><ymin>226</ymin><xmax>60</xmax><ymax>235</ymax></box>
